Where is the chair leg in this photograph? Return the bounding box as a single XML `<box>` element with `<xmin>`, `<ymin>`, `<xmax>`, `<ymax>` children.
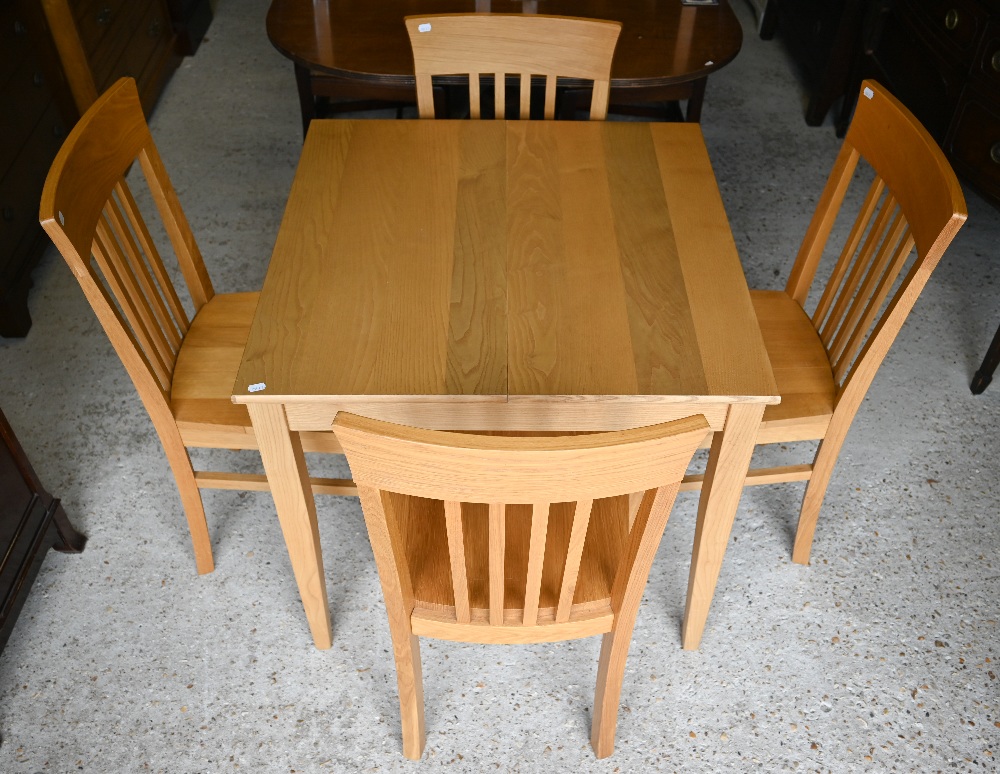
<box><xmin>791</xmin><ymin>435</ymin><xmax>844</xmax><ymax>566</ymax></box>
<box><xmin>391</xmin><ymin>632</ymin><xmax>426</xmax><ymax>760</ymax></box>
<box><xmin>591</xmin><ymin>629</ymin><xmax>631</xmax><ymax>758</ymax></box>
<box><xmin>164</xmin><ymin>448</ymin><xmax>215</xmax><ymax>575</ymax></box>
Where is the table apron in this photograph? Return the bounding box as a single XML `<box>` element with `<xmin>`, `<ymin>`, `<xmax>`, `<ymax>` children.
<box><xmin>281</xmin><ymin>400</ymin><xmax>737</xmax><ymax>433</ymax></box>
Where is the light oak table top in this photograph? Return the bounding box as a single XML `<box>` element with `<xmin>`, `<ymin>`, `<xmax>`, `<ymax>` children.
<box><xmin>233</xmin><ymin>119</ymin><xmax>778</xmax><ymax>651</ymax></box>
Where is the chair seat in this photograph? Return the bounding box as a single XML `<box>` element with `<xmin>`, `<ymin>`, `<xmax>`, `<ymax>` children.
<box><xmin>394</xmin><ymin>493</ymin><xmax>631</xmax><ymax>637</ymax></box>
<box><xmin>751</xmin><ymin>289</ymin><xmax>836</xmax><ymax>444</ymax></box>
<box><xmin>172</xmin><ymin>292</ymin><xmax>341</xmax><ymax>453</ymax></box>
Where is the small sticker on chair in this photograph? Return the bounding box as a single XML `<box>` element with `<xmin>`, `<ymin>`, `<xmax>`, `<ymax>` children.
<box><xmin>248</xmin><ymin>382</ymin><xmax>266</xmax><ymax>393</ymax></box>
<box><xmin>418</xmin><ymin>22</ymin><xmax>432</xmax><ymax>32</ymax></box>
<box><xmin>864</xmin><ymin>86</ymin><xmax>874</xmax><ymax>100</ymax></box>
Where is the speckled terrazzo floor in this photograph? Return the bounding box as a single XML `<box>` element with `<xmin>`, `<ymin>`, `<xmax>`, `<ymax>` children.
<box><xmin>1</xmin><ymin>1</ymin><xmax>998</xmax><ymax>771</ymax></box>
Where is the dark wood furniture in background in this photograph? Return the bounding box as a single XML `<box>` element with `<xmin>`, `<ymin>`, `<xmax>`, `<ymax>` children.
<box><xmin>266</xmin><ymin>0</ymin><xmax>744</xmax><ymax>133</ymax></box>
<box><xmin>1</xmin><ymin>0</ymin><xmax>75</xmax><ymax>338</ymax></box>
<box><xmin>848</xmin><ymin>0</ymin><xmax>1000</xmax><ymax>393</ymax></box>
<box><xmin>167</xmin><ymin>0</ymin><xmax>212</xmax><ymax>56</ymax></box>
<box><xmin>1</xmin><ymin>0</ymin><xmax>212</xmax><ymax>339</ymax></box>
<box><xmin>0</xmin><ymin>405</ymin><xmax>85</xmax><ymax>655</ymax></box>
<box><xmin>759</xmin><ymin>0</ymin><xmax>871</xmax><ymax>130</ymax></box>
<box><xmin>764</xmin><ymin>0</ymin><xmax>1000</xmax><ymax>393</ymax></box>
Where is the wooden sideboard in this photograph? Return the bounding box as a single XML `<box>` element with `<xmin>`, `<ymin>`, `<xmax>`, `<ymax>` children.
<box><xmin>0</xmin><ymin>0</ymin><xmax>75</xmax><ymax>337</ymax></box>
<box><xmin>852</xmin><ymin>0</ymin><xmax>1000</xmax><ymax>392</ymax></box>
<box><xmin>759</xmin><ymin>0</ymin><xmax>872</xmax><ymax>129</ymax></box>
<box><xmin>0</xmin><ymin>0</ymin><xmax>212</xmax><ymax>338</ymax></box>
<box><xmin>0</xmin><ymin>406</ymin><xmax>85</xmax><ymax>655</ymax></box>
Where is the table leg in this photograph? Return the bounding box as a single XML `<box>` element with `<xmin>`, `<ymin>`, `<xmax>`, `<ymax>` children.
<box><xmin>681</xmin><ymin>402</ymin><xmax>765</xmax><ymax>650</ymax></box>
<box><xmin>684</xmin><ymin>78</ymin><xmax>707</xmax><ymax>122</ymax></box>
<box><xmin>246</xmin><ymin>403</ymin><xmax>332</xmax><ymax>650</ymax></box>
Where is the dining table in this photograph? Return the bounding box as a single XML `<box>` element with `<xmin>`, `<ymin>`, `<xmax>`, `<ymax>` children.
<box><xmin>232</xmin><ymin>117</ymin><xmax>779</xmax><ymax>651</ymax></box>
<box><xmin>266</xmin><ymin>0</ymin><xmax>744</xmax><ymax>130</ymax></box>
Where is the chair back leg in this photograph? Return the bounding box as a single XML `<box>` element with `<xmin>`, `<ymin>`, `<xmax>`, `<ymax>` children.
<box><xmin>792</xmin><ymin>428</ymin><xmax>849</xmax><ymax>565</ymax></box>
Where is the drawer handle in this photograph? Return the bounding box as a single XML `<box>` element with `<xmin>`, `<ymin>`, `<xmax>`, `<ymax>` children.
<box><xmin>14</xmin><ymin>20</ymin><xmax>27</xmax><ymax>36</ymax></box>
<box><xmin>96</xmin><ymin>6</ymin><xmax>112</xmax><ymax>25</ymax></box>
<box><xmin>944</xmin><ymin>9</ymin><xmax>959</xmax><ymax>30</ymax></box>
<box><xmin>991</xmin><ymin>142</ymin><xmax>1000</xmax><ymax>165</ymax></box>
<box><xmin>2</xmin><ymin>207</ymin><xmax>15</xmax><ymax>223</ymax></box>
<box><xmin>992</xmin><ymin>50</ymin><xmax>1000</xmax><ymax>73</ymax></box>
<box><xmin>33</xmin><ymin>71</ymin><xmax>44</xmax><ymax>87</ymax></box>
<box><xmin>148</xmin><ymin>18</ymin><xmax>162</xmax><ymax>37</ymax></box>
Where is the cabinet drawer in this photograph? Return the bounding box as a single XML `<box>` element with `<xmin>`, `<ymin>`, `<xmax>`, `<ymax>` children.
<box><xmin>0</xmin><ymin>104</ymin><xmax>67</xmax><ymax>283</ymax></box>
<box><xmin>870</xmin><ymin>7</ymin><xmax>965</xmax><ymax>140</ymax></box>
<box><xmin>949</xmin><ymin>96</ymin><xmax>1000</xmax><ymax>200</ymax></box>
<box><xmin>121</xmin><ymin>0</ymin><xmax>171</xmax><ymax>89</ymax></box>
<box><xmin>0</xmin><ymin>2</ymin><xmax>33</xmax><ymax>86</ymax></box>
<box><xmin>72</xmin><ymin>0</ymin><xmax>130</xmax><ymax>60</ymax></box>
<box><xmin>88</xmin><ymin>0</ymin><xmax>147</xmax><ymax>94</ymax></box>
<box><xmin>978</xmin><ymin>22</ymin><xmax>1000</xmax><ymax>91</ymax></box>
<box><xmin>0</xmin><ymin>59</ymin><xmax>58</xmax><ymax>182</ymax></box>
<box><xmin>901</xmin><ymin>0</ymin><xmax>989</xmax><ymax>62</ymax></box>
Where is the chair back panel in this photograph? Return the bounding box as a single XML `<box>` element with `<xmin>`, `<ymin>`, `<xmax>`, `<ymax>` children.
<box><xmin>783</xmin><ymin>80</ymin><xmax>967</xmax><ymax>392</ymax></box>
<box><xmin>40</xmin><ymin>78</ymin><xmax>215</xmax><ymax>399</ymax></box>
<box><xmin>337</xmin><ymin>413</ymin><xmax>707</xmax><ymax>633</ymax></box>
<box><xmin>405</xmin><ymin>14</ymin><xmax>621</xmax><ymax>119</ymax></box>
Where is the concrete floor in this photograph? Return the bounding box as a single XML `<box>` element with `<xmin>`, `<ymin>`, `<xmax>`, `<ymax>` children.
<box><xmin>1</xmin><ymin>1</ymin><xmax>998</xmax><ymax>771</ymax></box>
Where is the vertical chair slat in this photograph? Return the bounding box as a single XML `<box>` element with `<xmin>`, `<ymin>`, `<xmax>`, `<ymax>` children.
<box><xmin>92</xmin><ymin>218</ymin><xmax>172</xmax><ymax>389</ymax></box>
<box><xmin>488</xmin><ymin>502</ymin><xmax>505</xmax><ymax>626</ymax></box>
<box><xmin>100</xmin><ymin>201</ymin><xmax>176</xmax><ymax>372</ymax></box>
<box><xmin>137</xmin><ymin>145</ymin><xmax>214</xmax><ymax>311</ymax></box>
<box><xmin>469</xmin><ymin>73</ymin><xmax>481</xmax><ymax>119</ymax></box>
<box><xmin>543</xmin><ymin>76</ymin><xmax>556</xmax><ymax>120</ymax></box>
<box><xmin>519</xmin><ymin>73</ymin><xmax>531</xmax><ymax>118</ymax></box>
<box><xmin>556</xmin><ymin>498</ymin><xmax>594</xmax><ymax>623</ymax></box>
<box><xmin>104</xmin><ymin>194</ymin><xmax>179</xmax><ymax>368</ymax></box>
<box><xmin>627</xmin><ymin>492</ymin><xmax>644</xmax><ymax>532</ymax></box>
<box><xmin>415</xmin><ymin>74</ymin><xmax>436</xmax><ymax>118</ymax></box>
<box><xmin>444</xmin><ymin>500</ymin><xmax>471</xmax><ymax>623</ymax></box>
<box><xmin>785</xmin><ymin>145</ymin><xmax>861</xmax><ymax>306</ymax></box>
<box><xmin>495</xmin><ymin>72</ymin><xmax>505</xmax><ymax>119</ymax></box>
<box><xmin>828</xmin><ymin>207</ymin><xmax>907</xmax><ymax>368</ymax></box>
<box><xmin>115</xmin><ymin>179</ymin><xmax>190</xmax><ymax>336</ymax></box>
<box><xmin>522</xmin><ymin>502</ymin><xmax>550</xmax><ymax>625</ymax></box>
<box><xmin>819</xmin><ymin>190</ymin><xmax>897</xmax><ymax>347</ymax></box>
<box><xmin>590</xmin><ymin>79</ymin><xmax>610</xmax><ymax>120</ymax></box>
<box><xmin>834</xmin><ymin>228</ymin><xmax>915</xmax><ymax>383</ymax></box>
<box><xmin>812</xmin><ymin>176</ymin><xmax>885</xmax><ymax>328</ymax></box>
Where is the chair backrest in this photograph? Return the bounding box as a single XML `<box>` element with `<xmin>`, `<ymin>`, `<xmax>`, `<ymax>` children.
<box><xmin>334</xmin><ymin>413</ymin><xmax>708</xmax><ymax>636</ymax></box>
<box><xmin>404</xmin><ymin>14</ymin><xmax>621</xmax><ymax>120</ymax></box>
<box><xmin>39</xmin><ymin>77</ymin><xmax>213</xmax><ymax>419</ymax></box>
<box><xmin>784</xmin><ymin>79</ymin><xmax>967</xmax><ymax>401</ymax></box>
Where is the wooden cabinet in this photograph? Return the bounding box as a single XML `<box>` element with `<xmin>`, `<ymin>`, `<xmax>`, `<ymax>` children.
<box><xmin>0</xmin><ymin>0</ymin><xmax>75</xmax><ymax>337</ymax></box>
<box><xmin>0</xmin><ymin>0</ymin><xmax>184</xmax><ymax>338</ymax></box>
<box><xmin>0</xmin><ymin>406</ymin><xmax>85</xmax><ymax>654</ymax></box>
<box><xmin>853</xmin><ymin>0</ymin><xmax>1000</xmax><ymax>205</ymax></box>
<box><xmin>759</xmin><ymin>0</ymin><xmax>872</xmax><ymax>128</ymax></box>
<box><xmin>853</xmin><ymin>0</ymin><xmax>1000</xmax><ymax>392</ymax></box>
<box><xmin>41</xmin><ymin>0</ymin><xmax>180</xmax><ymax>119</ymax></box>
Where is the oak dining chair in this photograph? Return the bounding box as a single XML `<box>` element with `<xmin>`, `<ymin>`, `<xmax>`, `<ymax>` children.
<box><xmin>404</xmin><ymin>13</ymin><xmax>621</xmax><ymax>119</ymax></box>
<box><xmin>333</xmin><ymin>412</ymin><xmax>709</xmax><ymax>759</ymax></box>
<box><xmin>683</xmin><ymin>80</ymin><xmax>967</xmax><ymax>565</ymax></box>
<box><xmin>39</xmin><ymin>77</ymin><xmax>353</xmax><ymax>576</ymax></box>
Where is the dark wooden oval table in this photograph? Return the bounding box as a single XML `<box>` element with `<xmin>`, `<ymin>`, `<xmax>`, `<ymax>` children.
<box><xmin>266</xmin><ymin>0</ymin><xmax>744</xmax><ymax>131</ymax></box>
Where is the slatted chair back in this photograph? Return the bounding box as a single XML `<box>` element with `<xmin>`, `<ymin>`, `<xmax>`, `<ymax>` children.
<box><xmin>40</xmin><ymin>77</ymin><xmax>212</xmax><ymax>418</ymax></box>
<box><xmin>405</xmin><ymin>14</ymin><xmax>621</xmax><ymax>120</ymax></box>
<box><xmin>335</xmin><ymin>412</ymin><xmax>708</xmax><ymax>758</ymax></box>
<box><xmin>784</xmin><ymin>80</ymin><xmax>967</xmax><ymax>396</ymax></box>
